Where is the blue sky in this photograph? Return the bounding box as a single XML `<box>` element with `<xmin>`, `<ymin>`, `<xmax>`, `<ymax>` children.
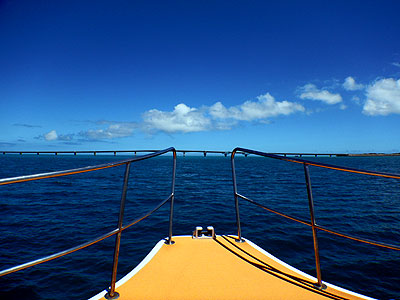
<box><xmin>1</xmin><ymin>1</ymin><xmax>399</xmax><ymax>153</ymax></box>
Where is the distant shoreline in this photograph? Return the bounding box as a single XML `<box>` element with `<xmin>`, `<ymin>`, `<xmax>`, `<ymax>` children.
<box><xmin>345</xmin><ymin>153</ymin><xmax>400</xmax><ymax>157</ymax></box>
<box><xmin>1</xmin><ymin>150</ymin><xmax>400</xmax><ymax>157</ymax></box>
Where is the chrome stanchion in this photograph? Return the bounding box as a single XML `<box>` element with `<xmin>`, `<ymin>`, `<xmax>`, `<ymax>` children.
<box><xmin>106</xmin><ymin>162</ymin><xmax>131</xmax><ymax>299</ymax></box>
<box><xmin>304</xmin><ymin>164</ymin><xmax>326</xmax><ymax>290</ymax></box>
<box><xmin>231</xmin><ymin>149</ymin><xmax>244</xmax><ymax>242</ymax></box>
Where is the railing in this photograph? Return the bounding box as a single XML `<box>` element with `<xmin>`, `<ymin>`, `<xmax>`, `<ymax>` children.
<box><xmin>1</xmin><ymin>149</ymin><xmax>364</xmax><ymax>157</ymax></box>
<box><xmin>0</xmin><ymin>147</ymin><xmax>177</xmax><ymax>299</ymax></box>
<box><xmin>231</xmin><ymin>147</ymin><xmax>400</xmax><ymax>290</ymax></box>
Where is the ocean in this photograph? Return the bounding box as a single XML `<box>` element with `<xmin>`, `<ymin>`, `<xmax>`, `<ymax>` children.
<box><xmin>0</xmin><ymin>154</ymin><xmax>399</xmax><ymax>300</ymax></box>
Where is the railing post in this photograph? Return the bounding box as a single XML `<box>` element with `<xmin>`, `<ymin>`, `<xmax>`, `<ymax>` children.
<box><xmin>231</xmin><ymin>150</ymin><xmax>243</xmax><ymax>242</ymax></box>
<box><xmin>106</xmin><ymin>162</ymin><xmax>131</xmax><ymax>299</ymax></box>
<box><xmin>303</xmin><ymin>164</ymin><xmax>325</xmax><ymax>290</ymax></box>
<box><xmin>166</xmin><ymin>150</ymin><xmax>176</xmax><ymax>245</ymax></box>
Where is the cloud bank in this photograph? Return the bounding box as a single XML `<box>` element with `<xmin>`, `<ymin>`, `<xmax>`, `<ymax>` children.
<box><xmin>35</xmin><ymin>76</ymin><xmax>400</xmax><ymax>143</ymax></box>
<box><xmin>363</xmin><ymin>78</ymin><xmax>400</xmax><ymax>115</ymax></box>
<box><xmin>41</xmin><ymin>93</ymin><xmax>304</xmax><ymax>140</ymax></box>
<box><xmin>142</xmin><ymin>93</ymin><xmax>305</xmax><ymax>133</ymax></box>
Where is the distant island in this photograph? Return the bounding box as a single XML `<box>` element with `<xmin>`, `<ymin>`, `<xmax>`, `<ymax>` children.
<box><xmin>343</xmin><ymin>153</ymin><xmax>400</xmax><ymax>157</ymax></box>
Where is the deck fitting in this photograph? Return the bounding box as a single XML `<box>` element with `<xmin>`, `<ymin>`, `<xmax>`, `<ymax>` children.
<box><xmin>235</xmin><ymin>238</ymin><xmax>245</xmax><ymax>243</ymax></box>
<box><xmin>313</xmin><ymin>283</ymin><xmax>327</xmax><ymax>290</ymax></box>
<box><xmin>192</xmin><ymin>226</ymin><xmax>215</xmax><ymax>239</ymax></box>
<box><xmin>104</xmin><ymin>291</ymin><xmax>120</xmax><ymax>299</ymax></box>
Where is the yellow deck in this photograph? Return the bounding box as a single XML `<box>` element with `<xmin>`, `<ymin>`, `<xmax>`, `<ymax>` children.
<box><xmin>92</xmin><ymin>235</ymin><xmax>373</xmax><ymax>300</ymax></box>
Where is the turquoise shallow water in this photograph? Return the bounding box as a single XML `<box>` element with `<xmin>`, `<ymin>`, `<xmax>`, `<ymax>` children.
<box><xmin>0</xmin><ymin>154</ymin><xmax>399</xmax><ymax>299</ymax></box>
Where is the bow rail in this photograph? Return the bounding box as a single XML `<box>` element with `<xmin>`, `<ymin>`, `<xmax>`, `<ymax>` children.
<box><xmin>0</xmin><ymin>147</ymin><xmax>177</xmax><ymax>299</ymax></box>
<box><xmin>231</xmin><ymin>147</ymin><xmax>400</xmax><ymax>290</ymax></box>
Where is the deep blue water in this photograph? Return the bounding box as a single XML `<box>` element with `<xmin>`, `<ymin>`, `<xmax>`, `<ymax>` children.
<box><xmin>0</xmin><ymin>154</ymin><xmax>399</xmax><ymax>300</ymax></box>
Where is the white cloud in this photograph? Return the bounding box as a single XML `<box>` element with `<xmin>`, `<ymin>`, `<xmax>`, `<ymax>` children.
<box><xmin>392</xmin><ymin>62</ymin><xmax>400</xmax><ymax>68</ymax></box>
<box><xmin>299</xmin><ymin>84</ymin><xmax>342</xmax><ymax>104</ymax></box>
<box><xmin>38</xmin><ymin>122</ymin><xmax>136</xmax><ymax>142</ymax></box>
<box><xmin>363</xmin><ymin>78</ymin><xmax>400</xmax><ymax>116</ymax></box>
<box><xmin>143</xmin><ymin>103</ymin><xmax>211</xmax><ymax>133</ymax></box>
<box><xmin>343</xmin><ymin>76</ymin><xmax>364</xmax><ymax>91</ymax></box>
<box><xmin>142</xmin><ymin>94</ymin><xmax>304</xmax><ymax>133</ymax></box>
<box><xmin>40</xmin><ymin>130</ymin><xmax>74</xmax><ymax>141</ymax></box>
<box><xmin>34</xmin><ymin>91</ymin><xmax>310</xmax><ymax>139</ymax></box>
<box><xmin>44</xmin><ymin>130</ymin><xmax>58</xmax><ymax>141</ymax></box>
<box><xmin>208</xmin><ymin>102</ymin><xmax>231</xmax><ymax>119</ymax></box>
<box><xmin>80</xmin><ymin>123</ymin><xmax>136</xmax><ymax>140</ymax></box>
<box><xmin>210</xmin><ymin>93</ymin><xmax>305</xmax><ymax>121</ymax></box>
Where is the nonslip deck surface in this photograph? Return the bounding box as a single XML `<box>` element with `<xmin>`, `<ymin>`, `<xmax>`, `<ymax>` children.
<box><xmin>92</xmin><ymin>235</ymin><xmax>373</xmax><ymax>300</ymax></box>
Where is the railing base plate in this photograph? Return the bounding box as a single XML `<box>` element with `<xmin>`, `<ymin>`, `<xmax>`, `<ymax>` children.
<box><xmin>313</xmin><ymin>283</ymin><xmax>327</xmax><ymax>290</ymax></box>
<box><xmin>105</xmin><ymin>291</ymin><xmax>120</xmax><ymax>299</ymax></box>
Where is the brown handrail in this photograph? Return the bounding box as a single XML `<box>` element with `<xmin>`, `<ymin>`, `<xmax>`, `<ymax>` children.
<box><xmin>231</xmin><ymin>147</ymin><xmax>400</xmax><ymax>289</ymax></box>
<box><xmin>237</xmin><ymin>193</ymin><xmax>400</xmax><ymax>251</ymax></box>
<box><xmin>0</xmin><ymin>148</ymin><xmax>175</xmax><ymax>186</ymax></box>
<box><xmin>0</xmin><ymin>147</ymin><xmax>177</xmax><ymax>300</ymax></box>
<box><xmin>232</xmin><ymin>147</ymin><xmax>400</xmax><ymax>179</ymax></box>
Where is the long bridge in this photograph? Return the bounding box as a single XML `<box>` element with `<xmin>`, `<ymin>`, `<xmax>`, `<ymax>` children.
<box><xmin>2</xmin><ymin>150</ymin><xmax>399</xmax><ymax>157</ymax></box>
